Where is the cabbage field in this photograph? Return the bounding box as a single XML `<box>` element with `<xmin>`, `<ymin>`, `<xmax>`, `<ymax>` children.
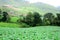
<box><xmin>0</xmin><ymin>26</ymin><xmax>60</xmax><ymax>40</ymax></box>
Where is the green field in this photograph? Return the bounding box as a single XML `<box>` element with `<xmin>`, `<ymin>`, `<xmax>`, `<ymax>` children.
<box><xmin>0</xmin><ymin>0</ymin><xmax>60</xmax><ymax>40</ymax></box>
<box><xmin>0</xmin><ymin>17</ymin><xmax>20</xmax><ymax>28</ymax></box>
<box><xmin>0</xmin><ymin>22</ymin><xmax>20</xmax><ymax>28</ymax></box>
<box><xmin>0</xmin><ymin>26</ymin><xmax>60</xmax><ymax>40</ymax></box>
<box><xmin>10</xmin><ymin>17</ymin><xmax>19</xmax><ymax>23</ymax></box>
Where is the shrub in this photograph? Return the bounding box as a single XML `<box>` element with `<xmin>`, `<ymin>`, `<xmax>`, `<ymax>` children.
<box><xmin>20</xmin><ymin>23</ymin><xmax>30</xmax><ymax>28</ymax></box>
<box><xmin>17</xmin><ymin>14</ymin><xmax>25</xmax><ymax>23</ymax></box>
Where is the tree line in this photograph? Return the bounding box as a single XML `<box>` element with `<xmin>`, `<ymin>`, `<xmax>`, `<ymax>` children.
<box><xmin>0</xmin><ymin>9</ymin><xmax>60</xmax><ymax>27</ymax></box>
<box><xmin>18</xmin><ymin>12</ymin><xmax>60</xmax><ymax>27</ymax></box>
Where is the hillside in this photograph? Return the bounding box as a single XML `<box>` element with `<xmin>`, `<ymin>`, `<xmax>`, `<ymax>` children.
<box><xmin>0</xmin><ymin>0</ymin><xmax>60</xmax><ymax>16</ymax></box>
<box><xmin>30</xmin><ymin>2</ymin><xmax>60</xmax><ymax>14</ymax></box>
<box><xmin>0</xmin><ymin>0</ymin><xmax>29</xmax><ymax>7</ymax></box>
<box><xmin>57</xmin><ymin>6</ymin><xmax>60</xmax><ymax>11</ymax></box>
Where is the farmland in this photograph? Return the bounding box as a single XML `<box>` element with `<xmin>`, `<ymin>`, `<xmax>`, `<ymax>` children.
<box><xmin>0</xmin><ymin>26</ymin><xmax>60</xmax><ymax>40</ymax></box>
<box><xmin>0</xmin><ymin>0</ymin><xmax>60</xmax><ymax>40</ymax></box>
<box><xmin>0</xmin><ymin>17</ymin><xmax>20</xmax><ymax>28</ymax></box>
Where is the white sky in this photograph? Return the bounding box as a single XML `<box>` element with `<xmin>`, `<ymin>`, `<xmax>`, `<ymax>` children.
<box><xmin>26</xmin><ymin>0</ymin><xmax>60</xmax><ymax>7</ymax></box>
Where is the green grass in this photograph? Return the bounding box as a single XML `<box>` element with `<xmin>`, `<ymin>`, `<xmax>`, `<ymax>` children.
<box><xmin>0</xmin><ymin>26</ymin><xmax>60</xmax><ymax>40</ymax></box>
<box><xmin>10</xmin><ymin>17</ymin><xmax>19</xmax><ymax>23</ymax></box>
<box><xmin>0</xmin><ymin>22</ymin><xmax>20</xmax><ymax>28</ymax></box>
<box><xmin>0</xmin><ymin>17</ymin><xmax>20</xmax><ymax>28</ymax></box>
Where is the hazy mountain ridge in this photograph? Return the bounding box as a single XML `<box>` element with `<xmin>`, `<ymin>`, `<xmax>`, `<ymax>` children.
<box><xmin>57</xmin><ymin>6</ymin><xmax>60</xmax><ymax>11</ymax></box>
<box><xmin>0</xmin><ymin>0</ymin><xmax>29</xmax><ymax>7</ymax></box>
<box><xmin>0</xmin><ymin>0</ymin><xmax>60</xmax><ymax>16</ymax></box>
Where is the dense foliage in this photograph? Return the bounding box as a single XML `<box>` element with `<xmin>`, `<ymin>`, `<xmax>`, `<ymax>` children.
<box><xmin>0</xmin><ymin>9</ymin><xmax>10</xmax><ymax>22</ymax></box>
<box><xmin>53</xmin><ymin>14</ymin><xmax>60</xmax><ymax>26</ymax></box>
<box><xmin>0</xmin><ymin>26</ymin><xmax>60</xmax><ymax>40</ymax></box>
<box><xmin>18</xmin><ymin>12</ymin><xmax>42</xmax><ymax>27</ymax></box>
<box><xmin>43</xmin><ymin>13</ymin><xmax>55</xmax><ymax>25</ymax></box>
<box><xmin>18</xmin><ymin>12</ymin><xmax>60</xmax><ymax>27</ymax></box>
<box><xmin>0</xmin><ymin>9</ymin><xmax>60</xmax><ymax>27</ymax></box>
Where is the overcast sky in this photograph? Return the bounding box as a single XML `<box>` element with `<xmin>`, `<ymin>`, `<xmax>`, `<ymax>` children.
<box><xmin>26</xmin><ymin>0</ymin><xmax>60</xmax><ymax>7</ymax></box>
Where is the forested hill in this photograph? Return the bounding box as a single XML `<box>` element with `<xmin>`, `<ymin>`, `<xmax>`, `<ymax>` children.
<box><xmin>0</xmin><ymin>0</ymin><xmax>60</xmax><ymax>16</ymax></box>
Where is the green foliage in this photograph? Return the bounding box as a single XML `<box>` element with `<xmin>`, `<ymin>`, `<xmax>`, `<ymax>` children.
<box><xmin>0</xmin><ymin>9</ymin><xmax>3</xmax><ymax>20</ymax></box>
<box><xmin>11</xmin><ymin>17</ymin><xmax>19</xmax><ymax>23</ymax></box>
<box><xmin>57</xmin><ymin>13</ymin><xmax>60</xmax><ymax>17</ymax></box>
<box><xmin>43</xmin><ymin>13</ymin><xmax>55</xmax><ymax>25</ymax></box>
<box><xmin>0</xmin><ymin>22</ymin><xmax>20</xmax><ymax>28</ymax></box>
<box><xmin>2</xmin><ymin>12</ymin><xmax>10</xmax><ymax>22</ymax></box>
<box><xmin>20</xmin><ymin>23</ymin><xmax>30</xmax><ymax>28</ymax></box>
<box><xmin>0</xmin><ymin>10</ymin><xmax>11</xmax><ymax>22</ymax></box>
<box><xmin>53</xmin><ymin>13</ymin><xmax>60</xmax><ymax>26</ymax></box>
<box><xmin>24</xmin><ymin>12</ymin><xmax>34</xmax><ymax>26</ymax></box>
<box><xmin>33</xmin><ymin>12</ymin><xmax>42</xmax><ymax>26</ymax></box>
<box><xmin>0</xmin><ymin>6</ymin><xmax>60</xmax><ymax>27</ymax></box>
<box><xmin>18</xmin><ymin>12</ymin><xmax>42</xmax><ymax>27</ymax></box>
<box><xmin>0</xmin><ymin>26</ymin><xmax>60</xmax><ymax>40</ymax></box>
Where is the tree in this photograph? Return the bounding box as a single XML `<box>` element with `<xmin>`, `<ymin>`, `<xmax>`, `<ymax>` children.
<box><xmin>43</xmin><ymin>13</ymin><xmax>55</xmax><ymax>25</ymax></box>
<box><xmin>1</xmin><ymin>12</ymin><xmax>10</xmax><ymax>22</ymax></box>
<box><xmin>24</xmin><ymin>12</ymin><xmax>34</xmax><ymax>26</ymax></box>
<box><xmin>17</xmin><ymin>12</ymin><xmax>33</xmax><ymax>27</ymax></box>
<box><xmin>18</xmin><ymin>12</ymin><xmax>42</xmax><ymax>27</ymax></box>
<box><xmin>24</xmin><ymin>12</ymin><xmax>42</xmax><ymax>26</ymax></box>
<box><xmin>0</xmin><ymin>9</ymin><xmax>3</xmax><ymax>22</ymax></box>
<box><xmin>53</xmin><ymin>13</ymin><xmax>60</xmax><ymax>26</ymax></box>
<box><xmin>33</xmin><ymin>12</ymin><xmax>42</xmax><ymax>26</ymax></box>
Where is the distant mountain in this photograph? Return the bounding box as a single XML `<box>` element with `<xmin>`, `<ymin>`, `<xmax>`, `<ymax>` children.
<box><xmin>0</xmin><ymin>0</ymin><xmax>60</xmax><ymax>16</ymax></box>
<box><xmin>0</xmin><ymin>0</ymin><xmax>30</xmax><ymax>7</ymax></box>
<box><xmin>57</xmin><ymin>6</ymin><xmax>60</xmax><ymax>11</ymax></box>
<box><xmin>29</xmin><ymin>2</ymin><xmax>60</xmax><ymax>14</ymax></box>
